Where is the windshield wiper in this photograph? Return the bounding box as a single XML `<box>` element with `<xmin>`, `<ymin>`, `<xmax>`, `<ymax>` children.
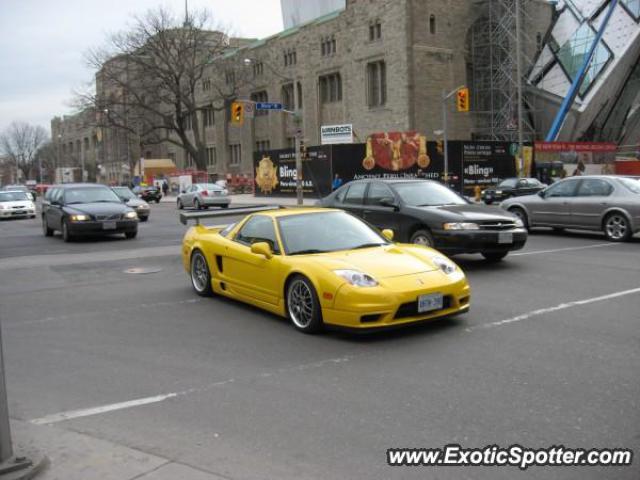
<box><xmin>351</xmin><ymin>243</ymin><xmax>386</xmax><ymax>250</ymax></box>
<box><xmin>289</xmin><ymin>249</ymin><xmax>328</xmax><ymax>255</ymax></box>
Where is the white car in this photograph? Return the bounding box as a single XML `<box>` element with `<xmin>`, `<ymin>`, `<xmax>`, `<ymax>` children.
<box><xmin>177</xmin><ymin>183</ymin><xmax>230</xmax><ymax>210</ymax></box>
<box><xmin>0</xmin><ymin>191</ymin><xmax>36</xmax><ymax>219</ymax></box>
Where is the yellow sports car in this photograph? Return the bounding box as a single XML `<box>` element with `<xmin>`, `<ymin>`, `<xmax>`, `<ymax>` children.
<box><xmin>181</xmin><ymin>207</ymin><xmax>470</xmax><ymax>333</ymax></box>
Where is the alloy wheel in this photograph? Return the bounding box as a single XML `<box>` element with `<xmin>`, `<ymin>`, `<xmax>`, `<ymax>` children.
<box><xmin>605</xmin><ymin>214</ymin><xmax>628</xmax><ymax>241</ymax></box>
<box><xmin>287</xmin><ymin>279</ymin><xmax>314</xmax><ymax>329</ymax></box>
<box><xmin>191</xmin><ymin>251</ymin><xmax>209</xmax><ymax>293</ymax></box>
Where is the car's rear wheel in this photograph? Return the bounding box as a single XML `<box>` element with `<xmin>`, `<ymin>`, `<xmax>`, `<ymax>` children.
<box><xmin>177</xmin><ymin>199</ymin><xmax>183</xmax><ymax>210</ymax></box>
<box><xmin>139</xmin><ymin>216</ymin><xmax>149</xmax><ymax>222</ymax></box>
<box><xmin>125</xmin><ymin>231</ymin><xmax>137</xmax><ymax>239</ymax></box>
<box><xmin>286</xmin><ymin>275</ymin><xmax>323</xmax><ymax>334</ymax></box>
<box><xmin>603</xmin><ymin>212</ymin><xmax>631</xmax><ymax>242</ymax></box>
<box><xmin>482</xmin><ymin>251</ymin><xmax>508</xmax><ymax>262</ymax></box>
<box><xmin>62</xmin><ymin>219</ymin><xmax>72</xmax><ymax>242</ymax></box>
<box><xmin>508</xmin><ymin>207</ymin><xmax>529</xmax><ymax>230</ymax></box>
<box><xmin>42</xmin><ymin>217</ymin><xmax>53</xmax><ymax>237</ymax></box>
<box><xmin>190</xmin><ymin>250</ymin><xmax>213</xmax><ymax>296</ymax></box>
<box><xmin>410</xmin><ymin>229</ymin><xmax>434</xmax><ymax>247</ymax></box>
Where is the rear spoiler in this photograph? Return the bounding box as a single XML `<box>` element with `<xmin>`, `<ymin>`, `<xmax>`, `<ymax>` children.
<box><xmin>179</xmin><ymin>205</ymin><xmax>284</xmax><ymax>225</ymax></box>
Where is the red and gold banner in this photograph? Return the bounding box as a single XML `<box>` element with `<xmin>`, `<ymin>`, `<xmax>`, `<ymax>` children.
<box><xmin>362</xmin><ymin>132</ymin><xmax>430</xmax><ymax>171</ymax></box>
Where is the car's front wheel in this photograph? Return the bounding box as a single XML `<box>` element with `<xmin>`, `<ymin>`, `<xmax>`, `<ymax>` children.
<box><xmin>125</xmin><ymin>231</ymin><xmax>137</xmax><ymax>239</ymax></box>
<box><xmin>286</xmin><ymin>275</ymin><xmax>323</xmax><ymax>334</ymax></box>
<box><xmin>410</xmin><ymin>229</ymin><xmax>434</xmax><ymax>247</ymax></box>
<box><xmin>190</xmin><ymin>250</ymin><xmax>213</xmax><ymax>296</ymax></box>
<box><xmin>62</xmin><ymin>219</ymin><xmax>72</xmax><ymax>242</ymax></box>
<box><xmin>509</xmin><ymin>207</ymin><xmax>529</xmax><ymax>230</ymax></box>
<box><xmin>603</xmin><ymin>212</ymin><xmax>632</xmax><ymax>242</ymax></box>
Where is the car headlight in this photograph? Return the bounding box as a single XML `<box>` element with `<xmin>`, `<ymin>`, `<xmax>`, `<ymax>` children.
<box><xmin>70</xmin><ymin>214</ymin><xmax>90</xmax><ymax>222</ymax></box>
<box><xmin>334</xmin><ymin>269</ymin><xmax>378</xmax><ymax>287</ymax></box>
<box><xmin>137</xmin><ymin>204</ymin><xmax>149</xmax><ymax>210</ymax></box>
<box><xmin>223</xmin><ymin>189</ymin><xmax>229</xmax><ymax>195</ymax></box>
<box><xmin>124</xmin><ymin>211</ymin><xmax>138</xmax><ymax>219</ymax></box>
<box><xmin>432</xmin><ymin>256</ymin><xmax>457</xmax><ymax>275</ymax></box>
<box><xmin>495</xmin><ymin>190</ymin><xmax>503</xmax><ymax>195</ymax></box>
<box><xmin>443</xmin><ymin>222</ymin><xmax>480</xmax><ymax>231</ymax></box>
<box><xmin>514</xmin><ymin>218</ymin><xmax>524</xmax><ymax>228</ymax></box>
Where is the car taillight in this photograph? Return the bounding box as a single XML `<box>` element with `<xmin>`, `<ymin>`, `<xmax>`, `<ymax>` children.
<box><xmin>202</xmin><ymin>190</ymin><xmax>209</xmax><ymax>196</ymax></box>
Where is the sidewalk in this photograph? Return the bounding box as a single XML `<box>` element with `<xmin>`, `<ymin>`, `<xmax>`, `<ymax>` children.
<box><xmin>161</xmin><ymin>193</ymin><xmax>318</xmax><ymax>206</ymax></box>
<box><xmin>12</xmin><ymin>420</ymin><xmax>227</xmax><ymax>480</ymax></box>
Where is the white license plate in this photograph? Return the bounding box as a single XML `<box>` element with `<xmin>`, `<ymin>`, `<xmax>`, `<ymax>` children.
<box><xmin>103</xmin><ymin>221</ymin><xmax>117</xmax><ymax>230</ymax></box>
<box><xmin>498</xmin><ymin>232</ymin><xmax>513</xmax><ymax>244</ymax></box>
<box><xmin>418</xmin><ymin>293</ymin><xmax>444</xmax><ymax>313</ymax></box>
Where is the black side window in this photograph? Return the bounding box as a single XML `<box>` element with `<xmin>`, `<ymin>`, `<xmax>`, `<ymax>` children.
<box><xmin>546</xmin><ymin>180</ymin><xmax>578</xmax><ymax>198</ymax></box>
<box><xmin>343</xmin><ymin>183</ymin><xmax>367</xmax><ymax>205</ymax></box>
<box><xmin>577</xmin><ymin>179</ymin><xmax>613</xmax><ymax>197</ymax></box>
<box><xmin>235</xmin><ymin>216</ymin><xmax>280</xmax><ymax>254</ymax></box>
<box><xmin>366</xmin><ymin>183</ymin><xmax>394</xmax><ymax>205</ymax></box>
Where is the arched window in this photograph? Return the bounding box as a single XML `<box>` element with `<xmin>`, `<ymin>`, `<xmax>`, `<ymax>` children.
<box><xmin>429</xmin><ymin>15</ymin><xmax>436</xmax><ymax>35</ymax></box>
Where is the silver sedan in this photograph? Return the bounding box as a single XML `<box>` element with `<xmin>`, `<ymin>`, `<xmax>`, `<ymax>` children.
<box><xmin>501</xmin><ymin>176</ymin><xmax>640</xmax><ymax>242</ymax></box>
<box><xmin>177</xmin><ymin>183</ymin><xmax>230</xmax><ymax>210</ymax></box>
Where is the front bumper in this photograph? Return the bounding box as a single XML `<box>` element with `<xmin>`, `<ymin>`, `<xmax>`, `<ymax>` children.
<box><xmin>0</xmin><ymin>208</ymin><xmax>35</xmax><ymax>218</ymax></box>
<box><xmin>67</xmin><ymin>219</ymin><xmax>138</xmax><ymax>235</ymax></box>
<box><xmin>322</xmin><ymin>270</ymin><xmax>470</xmax><ymax>329</ymax></box>
<box><xmin>432</xmin><ymin>228</ymin><xmax>527</xmax><ymax>254</ymax></box>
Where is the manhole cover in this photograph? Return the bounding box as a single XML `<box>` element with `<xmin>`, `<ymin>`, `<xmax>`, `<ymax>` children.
<box><xmin>124</xmin><ymin>267</ymin><xmax>163</xmax><ymax>275</ymax></box>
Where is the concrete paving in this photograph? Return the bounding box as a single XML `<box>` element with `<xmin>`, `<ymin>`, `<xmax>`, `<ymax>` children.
<box><xmin>0</xmin><ymin>204</ymin><xmax>638</xmax><ymax>480</ymax></box>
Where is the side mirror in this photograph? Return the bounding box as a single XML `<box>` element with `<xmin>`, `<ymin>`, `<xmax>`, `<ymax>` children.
<box><xmin>382</xmin><ymin>229</ymin><xmax>394</xmax><ymax>241</ymax></box>
<box><xmin>251</xmin><ymin>241</ymin><xmax>273</xmax><ymax>259</ymax></box>
<box><xmin>379</xmin><ymin>197</ymin><xmax>398</xmax><ymax>209</ymax></box>
<box><xmin>181</xmin><ymin>190</ymin><xmax>186</xmax><ymax>194</ymax></box>
<box><xmin>538</xmin><ymin>190</ymin><xmax>546</xmax><ymax>198</ymax></box>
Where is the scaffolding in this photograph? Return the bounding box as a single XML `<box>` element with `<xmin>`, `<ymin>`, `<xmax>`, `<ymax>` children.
<box><xmin>470</xmin><ymin>0</ymin><xmax>538</xmax><ymax>142</ymax></box>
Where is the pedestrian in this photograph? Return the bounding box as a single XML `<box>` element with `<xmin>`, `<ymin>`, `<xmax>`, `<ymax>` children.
<box><xmin>162</xmin><ymin>179</ymin><xmax>169</xmax><ymax>196</ymax></box>
<box><xmin>332</xmin><ymin>174</ymin><xmax>343</xmax><ymax>191</ymax></box>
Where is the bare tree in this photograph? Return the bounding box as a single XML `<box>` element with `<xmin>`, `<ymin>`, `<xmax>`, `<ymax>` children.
<box><xmin>0</xmin><ymin>122</ymin><xmax>48</xmax><ymax>181</ymax></box>
<box><xmin>79</xmin><ymin>7</ymin><xmax>253</xmax><ymax>171</ymax></box>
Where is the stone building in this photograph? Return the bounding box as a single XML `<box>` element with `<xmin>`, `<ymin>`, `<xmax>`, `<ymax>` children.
<box><xmin>53</xmin><ymin>0</ymin><xmax>553</xmax><ymax>182</ymax></box>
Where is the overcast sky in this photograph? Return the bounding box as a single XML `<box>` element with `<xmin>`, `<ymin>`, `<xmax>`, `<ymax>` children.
<box><xmin>0</xmin><ymin>0</ymin><xmax>283</xmax><ymax>135</ymax></box>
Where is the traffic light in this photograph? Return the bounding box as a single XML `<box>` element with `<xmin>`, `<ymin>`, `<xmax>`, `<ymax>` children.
<box><xmin>231</xmin><ymin>101</ymin><xmax>244</xmax><ymax>125</ymax></box>
<box><xmin>436</xmin><ymin>139</ymin><xmax>444</xmax><ymax>155</ymax></box>
<box><xmin>456</xmin><ymin>87</ymin><xmax>470</xmax><ymax>112</ymax></box>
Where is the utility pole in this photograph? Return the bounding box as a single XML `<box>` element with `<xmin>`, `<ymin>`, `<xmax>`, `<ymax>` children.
<box><xmin>441</xmin><ymin>85</ymin><xmax>467</xmax><ymax>188</ymax></box>
<box><xmin>515</xmin><ymin>0</ymin><xmax>525</xmax><ymax>176</ymax></box>
<box><xmin>292</xmin><ymin>76</ymin><xmax>303</xmax><ymax>206</ymax></box>
<box><xmin>0</xmin><ymin>323</ymin><xmax>12</xmax><ymax>463</ymax></box>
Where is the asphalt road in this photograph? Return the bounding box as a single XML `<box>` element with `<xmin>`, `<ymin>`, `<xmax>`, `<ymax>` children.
<box><xmin>1</xmin><ymin>203</ymin><xmax>639</xmax><ymax>480</ymax></box>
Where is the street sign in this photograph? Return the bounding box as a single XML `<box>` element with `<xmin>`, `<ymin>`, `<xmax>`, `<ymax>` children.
<box><xmin>321</xmin><ymin>124</ymin><xmax>353</xmax><ymax>145</ymax></box>
<box><xmin>256</xmin><ymin>102</ymin><xmax>283</xmax><ymax>111</ymax></box>
<box><xmin>244</xmin><ymin>102</ymin><xmax>255</xmax><ymax>119</ymax></box>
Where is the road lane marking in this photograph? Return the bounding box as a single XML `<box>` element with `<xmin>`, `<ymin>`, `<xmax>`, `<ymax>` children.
<box><xmin>511</xmin><ymin>243</ymin><xmax>616</xmax><ymax>256</ymax></box>
<box><xmin>466</xmin><ymin>287</ymin><xmax>640</xmax><ymax>333</ymax></box>
<box><xmin>28</xmin><ymin>355</ymin><xmax>353</xmax><ymax>425</ymax></box>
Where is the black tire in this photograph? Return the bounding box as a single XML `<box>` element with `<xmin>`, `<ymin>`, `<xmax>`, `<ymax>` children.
<box><xmin>509</xmin><ymin>207</ymin><xmax>529</xmax><ymax>230</ymax></box>
<box><xmin>139</xmin><ymin>217</ymin><xmax>149</xmax><ymax>222</ymax></box>
<box><xmin>42</xmin><ymin>217</ymin><xmax>53</xmax><ymax>237</ymax></box>
<box><xmin>286</xmin><ymin>275</ymin><xmax>323</xmax><ymax>334</ymax></box>
<box><xmin>410</xmin><ymin>229</ymin><xmax>435</xmax><ymax>247</ymax></box>
<box><xmin>194</xmin><ymin>199</ymin><xmax>201</xmax><ymax>210</ymax></box>
<box><xmin>482</xmin><ymin>251</ymin><xmax>508</xmax><ymax>262</ymax></box>
<box><xmin>190</xmin><ymin>250</ymin><xmax>213</xmax><ymax>297</ymax></box>
<box><xmin>603</xmin><ymin>212</ymin><xmax>632</xmax><ymax>242</ymax></box>
<box><xmin>484</xmin><ymin>198</ymin><xmax>494</xmax><ymax>205</ymax></box>
<box><xmin>221</xmin><ymin>204</ymin><xmax>229</xmax><ymax>209</ymax></box>
<box><xmin>177</xmin><ymin>199</ymin><xmax>184</xmax><ymax>210</ymax></box>
<box><xmin>125</xmin><ymin>230</ymin><xmax>137</xmax><ymax>239</ymax></box>
<box><xmin>62</xmin><ymin>219</ymin><xmax>72</xmax><ymax>242</ymax></box>
<box><xmin>155</xmin><ymin>199</ymin><xmax>160</xmax><ymax>204</ymax></box>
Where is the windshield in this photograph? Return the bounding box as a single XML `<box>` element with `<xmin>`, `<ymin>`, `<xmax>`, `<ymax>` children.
<box><xmin>393</xmin><ymin>182</ymin><xmax>467</xmax><ymax>206</ymax></box>
<box><xmin>619</xmin><ymin>177</ymin><xmax>640</xmax><ymax>194</ymax></box>
<box><xmin>64</xmin><ymin>187</ymin><xmax>122</xmax><ymax>204</ymax></box>
<box><xmin>278</xmin><ymin>211</ymin><xmax>388</xmax><ymax>255</ymax></box>
<box><xmin>0</xmin><ymin>192</ymin><xmax>29</xmax><ymax>202</ymax></box>
<box><xmin>112</xmin><ymin>187</ymin><xmax>136</xmax><ymax>200</ymax></box>
<box><xmin>498</xmin><ymin>179</ymin><xmax>517</xmax><ymax>188</ymax></box>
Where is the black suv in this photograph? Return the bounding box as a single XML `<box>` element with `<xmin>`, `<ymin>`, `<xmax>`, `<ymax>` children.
<box><xmin>42</xmin><ymin>184</ymin><xmax>139</xmax><ymax>242</ymax></box>
<box><xmin>134</xmin><ymin>186</ymin><xmax>162</xmax><ymax>203</ymax></box>
<box><xmin>482</xmin><ymin>177</ymin><xmax>546</xmax><ymax>204</ymax></box>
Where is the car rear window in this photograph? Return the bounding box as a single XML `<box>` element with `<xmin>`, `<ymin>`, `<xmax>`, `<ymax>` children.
<box><xmin>619</xmin><ymin>177</ymin><xmax>640</xmax><ymax>194</ymax></box>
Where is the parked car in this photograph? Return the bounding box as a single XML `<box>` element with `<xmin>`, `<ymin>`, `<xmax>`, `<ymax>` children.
<box><xmin>0</xmin><ymin>191</ymin><xmax>36</xmax><ymax>219</ymax></box>
<box><xmin>111</xmin><ymin>186</ymin><xmax>151</xmax><ymax>221</ymax></box>
<box><xmin>177</xmin><ymin>183</ymin><xmax>230</xmax><ymax>210</ymax></box>
<box><xmin>42</xmin><ymin>183</ymin><xmax>138</xmax><ymax>242</ymax></box>
<box><xmin>134</xmin><ymin>185</ymin><xmax>162</xmax><ymax>203</ymax></box>
<box><xmin>501</xmin><ymin>175</ymin><xmax>640</xmax><ymax>242</ymax></box>
<box><xmin>482</xmin><ymin>177</ymin><xmax>546</xmax><ymax>204</ymax></box>
<box><xmin>319</xmin><ymin>179</ymin><xmax>527</xmax><ymax>261</ymax></box>
<box><xmin>1</xmin><ymin>184</ymin><xmax>34</xmax><ymax>201</ymax></box>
